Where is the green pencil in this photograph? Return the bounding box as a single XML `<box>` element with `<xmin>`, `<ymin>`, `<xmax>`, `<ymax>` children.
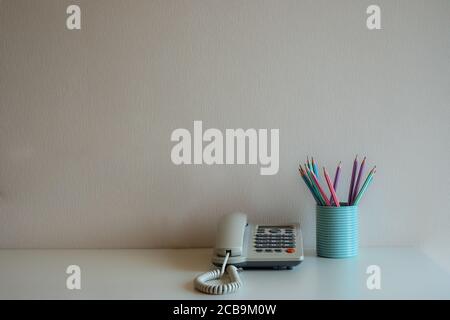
<box><xmin>305</xmin><ymin>165</ymin><xmax>326</xmax><ymax>205</ymax></box>
<box><xmin>352</xmin><ymin>166</ymin><xmax>376</xmax><ymax>206</ymax></box>
<box><xmin>299</xmin><ymin>166</ymin><xmax>322</xmax><ymax>205</ymax></box>
<box><xmin>303</xmin><ymin>164</ymin><xmax>322</xmax><ymax>205</ymax></box>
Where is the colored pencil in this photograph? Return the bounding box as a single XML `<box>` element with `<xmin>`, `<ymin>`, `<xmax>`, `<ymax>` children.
<box><xmin>351</xmin><ymin>156</ymin><xmax>366</xmax><ymax>204</ymax></box>
<box><xmin>299</xmin><ymin>166</ymin><xmax>321</xmax><ymax>205</ymax></box>
<box><xmin>348</xmin><ymin>155</ymin><xmax>358</xmax><ymax>205</ymax></box>
<box><xmin>308</xmin><ymin>167</ymin><xmax>331</xmax><ymax>206</ymax></box>
<box><xmin>333</xmin><ymin>161</ymin><xmax>342</xmax><ymax>189</ymax></box>
<box><xmin>305</xmin><ymin>164</ymin><xmax>325</xmax><ymax>205</ymax></box>
<box><xmin>353</xmin><ymin>166</ymin><xmax>376</xmax><ymax>205</ymax></box>
<box><xmin>329</xmin><ymin>161</ymin><xmax>341</xmax><ymax>204</ymax></box>
<box><xmin>307</xmin><ymin>156</ymin><xmax>311</xmax><ymax>171</ymax></box>
<box><xmin>312</xmin><ymin>157</ymin><xmax>319</xmax><ymax>177</ymax></box>
<box><xmin>323</xmin><ymin>167</ymin><xmax>340</xmax><ymax>207</ymax></box>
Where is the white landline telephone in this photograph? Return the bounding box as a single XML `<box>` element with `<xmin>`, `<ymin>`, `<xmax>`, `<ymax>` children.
<box><xmin>194</xmin><ymin>212</ymin><xmax>304</xmax><ymax>295</ymax></box>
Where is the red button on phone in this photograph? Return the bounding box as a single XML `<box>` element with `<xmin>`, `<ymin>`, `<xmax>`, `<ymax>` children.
<box><xmin>286</xmin><ymin>248</ymin><xmax>295</xmax><ymax>253</ymax></box>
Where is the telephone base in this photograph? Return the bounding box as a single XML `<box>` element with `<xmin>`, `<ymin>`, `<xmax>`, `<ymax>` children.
<box><xmin>212</xmin><ymin>213</ymin><xmax>304</xmax><ymax>273</ymax></box>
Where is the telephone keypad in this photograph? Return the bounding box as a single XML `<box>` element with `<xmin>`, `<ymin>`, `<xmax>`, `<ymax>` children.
<box><xmin>253</xmin><ymin>225</ymin><xmax>296</xmax><ymax>253</ymax></box>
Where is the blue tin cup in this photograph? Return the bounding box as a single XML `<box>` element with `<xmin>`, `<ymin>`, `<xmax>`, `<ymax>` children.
<box><xmin>316</xmin><ymin>204</ymin><xmax>358</xmax><ymax>258</ymax></box>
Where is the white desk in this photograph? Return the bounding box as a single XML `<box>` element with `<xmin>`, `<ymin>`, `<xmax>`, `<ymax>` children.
<box><xmin>0</xmin><ymin>248</ymin><xmax>448</xmax><ymax>299</ymax></box>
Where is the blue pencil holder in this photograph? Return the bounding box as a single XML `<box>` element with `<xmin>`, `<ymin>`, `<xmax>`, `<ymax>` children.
<box><xmin>316</xmin><ymin>204</ymin><xmax>358</xmax><ymax>258</ymax></box>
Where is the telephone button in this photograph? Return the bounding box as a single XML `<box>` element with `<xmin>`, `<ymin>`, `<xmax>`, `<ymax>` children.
<box><xmin>286</xmin><ymin>248</ymin><xmax>295</xmax><ymax>253</ymax></box>
<box><xmin>286</xmin><ymin>243</ymin><xmax>296</xmax><ymax>247</ymax></box>
<box><xmin>255</xmin><ymin>249</ymin><xmax>263</xmax><ymax>252</ymax></box>
<box><xmin>264</xmin><ymin>249</ymin><xmax>273</xmax><ymax>252</ymax></box>
<box><xmin>256</xmin><ymin>243</ymin><xmax>268</xmax><ymax>247</ymax></box>
<box><xmin>274</xmin><ymin>249</ymin><xmax>282</xmax><ymax>252</ymax></box>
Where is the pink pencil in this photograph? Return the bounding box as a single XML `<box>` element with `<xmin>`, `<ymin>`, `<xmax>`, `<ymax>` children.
<box><xmin>324</xmin><ymin>167</ymin><xmax>340</xmax><ymax>207</ymax></box>
<box><xmin>308</xmin><ymin>168</ymin><xmax>331</xmax><ymax>206</ymax></box>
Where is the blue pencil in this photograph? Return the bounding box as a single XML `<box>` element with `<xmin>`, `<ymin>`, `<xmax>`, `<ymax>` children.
<box><xmin>312</xmin><ymin>157</ymin><xmax>319</xmax><ymax>178</ymax></box>
<box><xmin>299</xmin><ymin>166</ymin><xmax>321</xmax><ymax>205</ymax></box>
<box><xmin>299</xmin><ymin>165</ymin><xmax>323</xmax><ymax>205</ymax></box>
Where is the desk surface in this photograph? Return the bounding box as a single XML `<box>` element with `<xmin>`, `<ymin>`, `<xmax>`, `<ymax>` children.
<box><xmin>0</xmin><ymin>247</ymin><xmax>449</xmax><ymax>299</ymax></box>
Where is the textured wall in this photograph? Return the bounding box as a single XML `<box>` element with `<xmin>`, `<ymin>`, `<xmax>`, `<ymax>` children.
<box><xmin>1</xmin><ymin>0</ymin><xmax>449</xmax><ymax>252</ymax></box>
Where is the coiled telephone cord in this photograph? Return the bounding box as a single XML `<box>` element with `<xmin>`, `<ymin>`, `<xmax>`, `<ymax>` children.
<box><xmin>194</xmin><ymin>252</ymin><xmax>243</xmax><ymax>295</ymax></box>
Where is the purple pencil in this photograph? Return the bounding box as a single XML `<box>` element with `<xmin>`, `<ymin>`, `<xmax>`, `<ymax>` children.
<box><xmin>348</xmin><ymin>155</ymin><xmax>358</xmax><ymax>205</ymax></box>
<box><xmin>329</xmin><ymin>161</ymin><xmax>342</xmax><ymax>204</ymax></box>
<box><xmin>351</xmin><ymin>156</ymin><xmax>366</xmax><ymax>205</ymax></box>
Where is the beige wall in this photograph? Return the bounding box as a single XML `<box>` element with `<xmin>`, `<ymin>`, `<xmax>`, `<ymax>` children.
<box><xmin>1</xmin><ymin>1</ymin><xmax>449</xmax><ymax>255</ymax></box>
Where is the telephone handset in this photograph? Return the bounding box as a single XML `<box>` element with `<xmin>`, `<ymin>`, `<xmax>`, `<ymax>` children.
<box><xmin>214</xmin><ymin>212</ymin><xmax>248</xmax><ymax>257</ymax></box>
<box><xmin>194</xmin><ymin>212</ymin><xmax>304</xmax><ymax>295</ymax></box>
